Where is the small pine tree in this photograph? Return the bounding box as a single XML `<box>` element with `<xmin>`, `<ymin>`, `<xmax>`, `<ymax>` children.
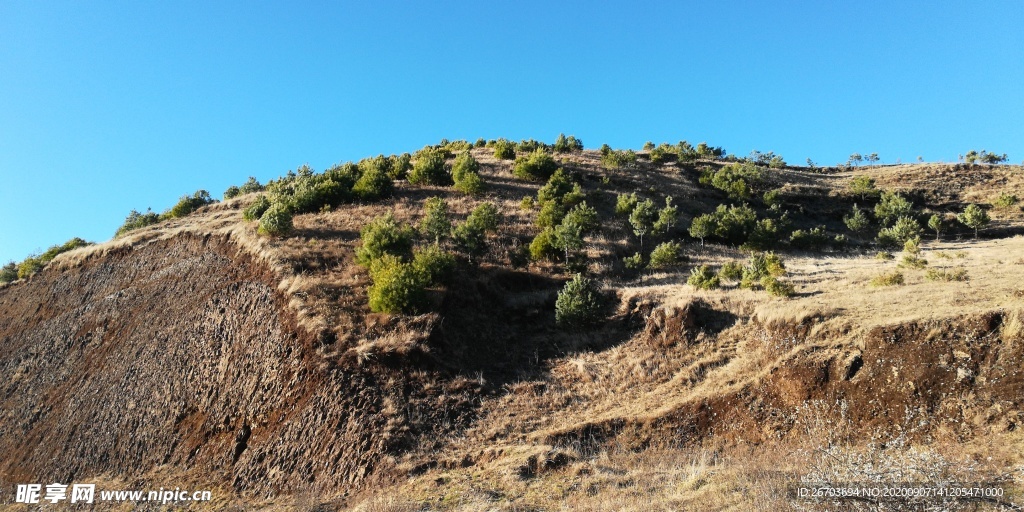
<box><xmin>419</xmin><ymin>197</ymin><xmax>451</xmax><ymax>244</ymax></box>
<box><xmin>843</xmin><ymin>204</ymin><xmax>870</xmax><ymax>234</ymax></box>
<box><xmin>927</xmin><ymin>214</ymin><xmax>942</xmax><ymax>241</ymax></box>
<box><xmin>874</xmin><ymin>191</ymin><xmax>913</xmax><ymax>227</ymax></box>
<box><xmin>257</xmin><ymin>203</ymin><xmax>294</xmax><ymax>237</ymax></box>
<box><xmin>356</xmin><ymin>213</ymin><xmax>414</xmax><ymax>266</ymax></box>
<box><xmin>653</xmin><ymin>197</ymin><xmax>678</xmax><ymax>236</ymax></box>
<box><xmin>629</xmin><ymin>199</ymin><xmax>657</xmax><ymax>250</ymax></box>
<box><xmin>687</xmin><ymin>265</ymin><xmax>720</xmax><ymax>290</ymax></box>
<box><xmin>648</xmin><ymin>241</ymin><xmax>685</xmax><ymax>269</ymax></box>
<box><xmin>957</xmin><ymin>203</ymin><xmax>990</xmax><ymax>239</ymax></box>
<box><xmin>689</xmin><ymin>214</ymin><xmax>714</xmax><ymax>247</ymax></box>
<box><xmin>367</xmin><ymin>255</ymin><xmax>428</xmax><ymax>314</ymax></box>
<box><xmin>555</xmin><ymin>274</ymin><xmax>603</xmax><ymax>328</ymax></box>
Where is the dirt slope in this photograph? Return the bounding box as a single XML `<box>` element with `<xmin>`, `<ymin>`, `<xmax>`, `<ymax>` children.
<box><xmin>2</xmin><ymin>153</ymin><xmax>1024</xmax><ymax>510</ymax></box>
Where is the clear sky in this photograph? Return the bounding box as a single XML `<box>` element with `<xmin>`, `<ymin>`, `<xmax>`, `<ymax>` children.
<box><xmin>1</xmin><ymin>1</ymin><xmax>1022</xmax><ymax>263</ymax></box>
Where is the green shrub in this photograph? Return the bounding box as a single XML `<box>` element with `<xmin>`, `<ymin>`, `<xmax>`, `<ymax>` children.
<box><xmin>562</xmin><ymin>202</ymin><xmax>599</xmax><ymax>234</ymax></box>
<box><xmin>870</xmin><ymin>271</ymin><xmax>905</xmax><ymax>287</ymax></box>
<box><xmin>553</xmin><ymin>133</ymin><xmax>583</xmax><ymax>153</ymax></box>
<box><xmin>875</xmin><ymin>251</ymin><xmax>895</xmax><ymax>260</ymax></box>
<box><xmin>690</xmin><ymin>203</ymin><xmax>758</xmax><ymax>246</ymax></box>
<box><xmin>352</xmin><ymin>165</ymin><xmax>394</xmax><ymax>200</ymax></box>
<box><xmin>451</xmin><ymin>151</ymin><xmax>480</xmax><ymax>183</ymax></box>
<box><xmin>536</xmin><ymin>200</ymin><xmax>568</xmax><ymax>228</ymax></box>
<box><xmin>702</xmin><ymin>162</ymin><xmax>762</xmax><ymax>200</ymax></box>
<box><xmin>877</xmin><ymin>216</ymin><xmax>922</xmax><ymax>248</ymax></box>
<box><xmin>648</xmin><ymin>241</ymin><xmax>685</xmax><ymax>269</ymax></box>
<box><xmin>453</xmin><ymin>162</ymin><xmax>485</xmax><ymax>196</ymax></box>
<box><xmin>925</xmin><ymin>267</ymin><xmax>969</xmax><ymax>282</ymax></box>
<box><xmin>115</xmin><ymin>208</ymin><xmax>161</xmax><ymax>237</ymax></box>
<box><xmin>291</xmin><ymin>178</ymin><xmax>348</xmax><ymax>213</ymax></box>
<box><xmin>537</xmin><ymin>169</ymin><xmax>577</xmax><ymax>205</ymax></box>
<box><xmin>844</xmin><ymin>205</ymin><xmax>871</xmax><ymax>234</ymax></box>
<box><xmin>618</xmin><ymin>252</ymin><xmax>643</xmax><ymax>272</ymax></box>
<box><xmin>419</xmin><ymin>197</ymin><xmax>451</xmax><ymax>244</ymax></box>
<box><xmin>601</xmin><ymin>149</ymin><xmax>637</xmax><ymax>170</ymax></box>
<box><xmin>848</xmin><ymin>175</ymin><xmax>879</xmax><ymax>200</ymax></box>
<box><xmin>239</xmin><ymin>176</ymin><xmax>264</xmax><ymax>195</ymax></box>
<box><xmin>466</xmin><ymin>202</ymin><xmax>501</xmax><ymax>233</ymax></box>
<box><xmin>994</xmin><ymin>192</ymin><xmax>1019</xmax><ymax>209</ymax></box>
<box><xmin>899</xmin><ymin>237</ymin><xmax>927</xmax><ymax>269</ymax></box>
<box><xmin>789</xmin><ymin>226</ymin><xmax>830</xmax><ymax>251</ymax></box>
<box><xmin>223</xmin><ymin>185</ymin><xmax>241</xmax><ymax>200</ymax></box>
<box><xmin>555</xmin><ymin>274</ymin><xmax>604</xmax><ymax>328</ymax></box>
<box><xmin>874</xmin><ymin>191</ymin><xmax>913</xmax><ymax>227</ymax></box>
<box><xmin>927</xmin><ymin>214</ymin><xmax>943</xmax><ymax>241</ymax></box>
<box><xmin>409</xmin><ymin>148</ymin><xmax>450</xmax><ymax>186</ymax></box>
<box><xmin>367</xmin><ymin>254</ymin><xmax>428</xmax><ymax>314</ymax></box>
<box><xmin>762</xmin><ymin>276</ymin><xmax>795</xmax><ymax>297</ymax></box>
<box><xmin>513</xmin><ymin>149</ymin><xmax>558</xmax><ymax>181</ymax></box>
<box><xmin>0</xmin><ymin>261</ymin><xmax>16</xmax><ymax>283</ymax></box>
<box><xmin>518</xmin><ymin>139</ymin><xmax>548</xmax><ymax>153</ymax></box>
<box><xmin>167</xmin><ymin>190</ymin><xmax>215</xmax><ymax>218</ymax></box>
<box><xmin>243</xmin><ymin>195</ymin><xmax>272</xmax><ymax>221</ymax></box>
<box><xmin>474</xmin><ymin>138</ymin><xmax>486</xmax><ymax>148</ymax></box>
<box><xmin>742</xmin><ymin>217</ymin><xmax>786</xmax><ymax>251</ymax></box>
<box><xmin>718</xmin><ymin>261</ymin><xmax>744</xmax><ymax>282</ymax></box>
<box><xmin>688</xmin><ymin>265</ymin><xmax>720</xmax><ymax>290</ymax></box>
<box><xmin>257</xmin><ymin>203</ymin><xmax>294</xmax><ymax>237</ymax></box>
<box><xmin>521</xmin><ymin>196</ymin><xmax>536</xmax><ymax>210</ymax></box>
<box><xmin>412</xmin><ymin>244</ymin><xmax>456</xmax><ymax>283</ymax></box>
<box><xmin>615</xmin><ymin>192</ymin><xmax>639</xmax><ymax>216</ymax></box>
<box><xmin>529</xmin><ymin>228</ymin><xmax>560</xmax><ymax>261</ymax></box>
<box><xmin>17</xmin><ymin>258</ymin><xmax>44</xmax><ymax>279</ymax></box>
<box><xmin>356</xmin><ymin>213</ymin><xmax>414</xmax><ymax>266</ymax></box>
<box><xmin>763</xmin><ymin>189</ymin><xmax>782</xmax><ymax>208</ymax></box>
<box><xmin>493</xmin><ymin>138</ymin><xmax>516</xmax><ymax>160</ymax></box>
<box><xmin>740</xmin><ymin>252</ymin><xmax>786</xmax><ymax>290</ymax></box>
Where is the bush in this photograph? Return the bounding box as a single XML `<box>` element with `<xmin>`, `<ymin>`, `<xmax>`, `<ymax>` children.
<box><xmin>691</xmin><ymin>203</ymin><xmax>758</xmax><ymax>246</ymax></box>
<box><xmin>537</xmin><ymin>169</ymin><xmax>577</xmax><ymax>205</ymax></box>
<box><xmin>615</xmin><ymin>192</ymin><xmax>639</xmax><ymax>216</ymax></box>
<box><xmin>466</xmin><ymin>202</ymin><xmax>501</xmax><ymax>233</ymax></box>
<box><xmin>553</xmin><ymin>133</ymin><xmax>583</xmax><ymax>153</ymax></box>
<box><xmin>367</xmin><ymin>255</ymin><xmax>428</xmax><ymax>314</ymax></box>
<box><xmin>239</xmin><ymin>176</ymin><xmax>264</xmax><ymax>195</ymax></box>
<box><xmin>451</xmin><ymin>151</ymin><xmax>480</xmax><ymax>183</ymax></box>
<box><xmin>223</xmin><ymin>185</ymin><xmax>241</xmax><ymax>200</ymax></box>
<box><xmin>601</xmin><ymin>149</ymin><xmax>637</xmax><ymax>170</ymax></box>
<box><xmin>848</xmin><ymin>175</ymin><xmax>879</xmax><ymax>200</ymax></box>
<box><xmin>877</xmin><ymin>216</ymin><xmax>922</xmax><ymax>249</ymax></box>
<box><xmin>875</xmin><ymin>251</ymin><xmax>895</xmax><ymax>260</ymax></box>
<box><xmin>789</xmin><ymin>226</ymin><xmax>830</xmax><ymax>251</ymax></box>
<box><xmin>0</xmin><ymin>261</ymin><xmax>17</xmax><ymax>283</ymax></box>
<box><xmin>763</xmin><ymin>189</ymin><xmax>782</xmax><ymax>208</ymax></box>
<box><xmin>899</xmin><ymin>237</ymin><xmax>927</xmax><ymax>269</ymax></box>
<box><xmin>688</xmin><ymin>265</ymin><xmax>720</xmax><ymax>290</ymax></box>
<box><xmin>925</xmin><ymin>267</ymin><xmax>969</xmax><ymax>282</ymax></box>
<box><xmin>629</xmin><ymin>199</ymin><xmax>658</xmax><ymax>249</ymax></box>
<box><xmin>452</xmin><ymin>170</ymin><xmax>484</xmax><ymax>195</ymax></box>
<box><xmin>718</xmin><ymin>261</ymin><xmax>744</xmax><ymax>282</ymax></box>
<box><xmin>994</xmin><ymin>192</ymin><xmax>1019</xmax><ymax>209</ymax></box>
<box><xmin>356</xmin><ymin>213</ymin><xmax>415</xmax><ymax>266</ymax></box>
<box><xmin>167</xmin><ymin>190</ymin><xmax>215</xmax><ymax>218</ymax></box>
<box><xmin>648</xmin><ymin>241</ymin><xmax>685</xmax><ymax>269</ymax></box>
<box><xmin>412</xmin><ymin>244</ymin><xmax>456</xmax><ymax>283</ymax></box>
<box><xmin>740</xmin><ymin>252</ymin><xmax>786</xmax><ymax>290</ymax></box>
<box><xmin>874</xmin><ymin>191</ymin><xmax>913</xmax><ymax>227</ymax></box>
<box><xmin>743</xmin><ymin>217</ymin><xmax>787</xmax><ymax>251</ymax></box>
<box><xmin>493</xmin><ymin>139</ymin><xmax>516</xmax><ymax>160</ymax></box>
<box><xmin>352</xmin><ymin>165</ymin><xmax>394</xmax><ymax>201</ymax></box>
<box><xmin>521</xmin><ymin>196</ymin><xmax>536</xmax><ymax>210</ymax></box>
<box><xmin>623</xmin><ymin>252</ymin><xmax>644</xmax><ymax>271</ymax></box>
<box><xmin>17</xmin><ymin>258</ymin><xmax>44</xmax><ymax>279</ymax></box>
<box><xmin>291</xmin><ymin>178</ymin><xmax>348</xmax><ymax>213</ymax></box>
<box><xmin>115</xmin><ymin>208</ymin><xmax>161</xmax><ymax>237</ymax></box>
<box><xmin>762</xmin><ymin>276</ymin><xmax>795</xmax><ymax>297</ymax></box>
<box><xmin>870</xmin><ymin>271</ymin><xmax>905</xmax><ymax>287</ymax></box>
<box><xmin>536</xmin><ymin>200</ymin><xmax>568</xmax><ymax>228</ymax></box>
<box><xmin>562</xmin><ymin>202</ymin><xmax>599</xmax><ymax>234</ymax></box>
<box><xmin>512</xmin><ymin>149</ymin><xmax>558</xmax><ymax>181</ymax></box>
<box><xmin>418</xmin><ymin>197</ymin><xmax>451</xmax><ymax>244</ymax></box>
<box><xmin>409</xmin><ymin>148</ymin><xmax>450</xmax><ymax>186</ymax></box>
<box><xmin>555</xmin><ymin>274</ymin><xmax>604</xmax><ymax>328</ymax></box>
<box><xmin>257</xmin><ymin>203</ymin><xmax>293</xmax><ymax>237</ymax></box>
<box><xmin>243</xmin><ymin>195</ymin><xmax>272</xmax><ymax>221</ymax></box>
<box><xmin>701</xmin><ymin>162</ymin><xmax>762</xmax><ymax>200</ymax></box>
<box><xmin>844</xmin><ymin>205</ymin><xmax>871</xmax><ymax>234</ymax></box>
<box><xmin>529</xmin><ymin>228</ymin><xmax>560</xmax><ymax>261</ymax></box>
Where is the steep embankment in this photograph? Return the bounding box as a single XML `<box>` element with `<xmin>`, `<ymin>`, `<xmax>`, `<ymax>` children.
<box><xmin>0</xmin><ymin>233</ymin><xmax>477</xmax><ymax>500</ymax></box>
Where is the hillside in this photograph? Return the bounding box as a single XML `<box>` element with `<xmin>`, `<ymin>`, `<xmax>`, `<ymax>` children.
<box><xmin>2</xmin><ymin>141</ymin><xmax>1024</xmax><ymax>510</ymax></box>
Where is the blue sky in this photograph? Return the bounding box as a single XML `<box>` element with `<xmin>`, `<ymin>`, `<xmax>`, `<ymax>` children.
<box><xmin>1</xmin><ymin>1</ymin><xmax>1022</xmax><ymax>263</ymax></box>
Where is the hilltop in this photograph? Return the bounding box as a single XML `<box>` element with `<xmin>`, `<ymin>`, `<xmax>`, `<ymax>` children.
<box><xmin>2</xmin><ymin>138</ymin><xmax>1024</xmax><ymax>510</ymax></box>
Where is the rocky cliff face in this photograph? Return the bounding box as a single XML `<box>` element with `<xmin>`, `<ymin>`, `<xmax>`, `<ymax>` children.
<box><xmin>0</xmin><ymin>233</ymin><xmax>474</xmax><ymax>499</ymax></box>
